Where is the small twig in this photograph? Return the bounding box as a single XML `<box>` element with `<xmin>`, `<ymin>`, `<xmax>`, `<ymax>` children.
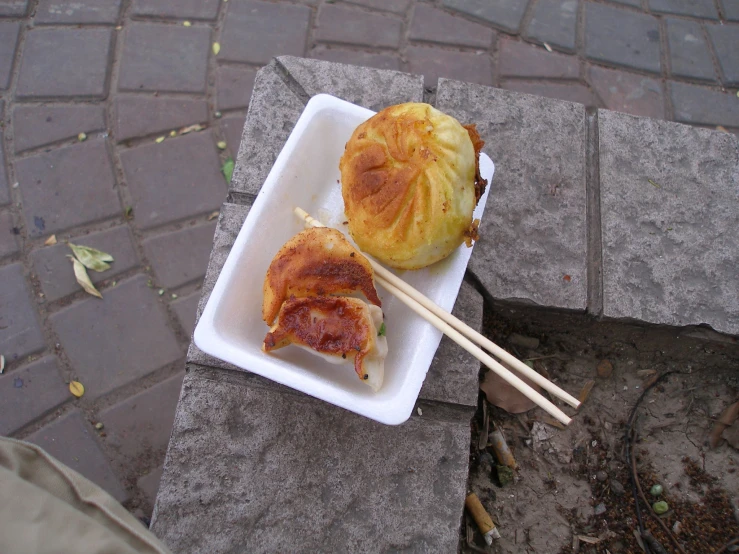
<box><xmin>712</xmin><ymin>535</ymin><xmax>739</xmax><ymax>554</ymax></box>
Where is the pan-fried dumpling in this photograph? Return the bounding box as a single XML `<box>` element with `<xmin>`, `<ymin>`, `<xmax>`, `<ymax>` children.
<box><xmin>263</xmin><ymin>296</ymin><xmax>388</xmax><ymax>391</ymax></box>
<box><xmin>262</xmin><ymin>227</ymin><xmax>381</xmax><ymax>326</ymax></box>
<box><xmin>340</xmin><ymin>102</ymin><xmax>486</xmax><ymax>270</ymax></box>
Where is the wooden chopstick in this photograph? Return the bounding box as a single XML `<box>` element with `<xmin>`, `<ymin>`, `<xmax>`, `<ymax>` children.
<box><xmin>294</xmin><ymin>208</ymin><xmax>575</xmax><ymax>425</ymax></box>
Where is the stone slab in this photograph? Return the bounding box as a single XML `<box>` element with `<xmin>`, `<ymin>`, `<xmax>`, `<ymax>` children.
<box><xmin>525</xmin><ymin>0</ymin><xmax>578</xmax><ymax>52</ymax></box>
<box><xmin>151</xmin><ymin>367</ymin><xmax>472</xmax><ymax>553</ymax></box>
<box><xmin>13</xmin><ymin>104</ymin><xmax>106</xmax><ymax>153</ymax></box>
<box><xmin>667</xmin><ymin>18</ymin><xmax>717</xmax><ymax>82</ymax></box>
<box><xmin>598</xmin><ymin>109</ymin><xmax>739</xmax><ymax>335</ymax></box>
<box><xmin>143</xmin><ymin>221</ymin><xmax>217</xmax><ymax>289</ymax></box>
<box><xmin>216</xmin><ymin>65</ymin><xmax>257</xmax><ymax>111</ymax></box>
<box><xmin>35</xmin><ymin>0</ymin><xmax>121</xmax><ymax>23</ymax></box>
<box><xmin>118</xmin><ymin>22</ymin><xmax>210</xmax><ymax>93</ymax></box>
<box><xmin>185</xmin><ymin>202</ymin><xmax>251</xmax><ymax>370</ymax></box>
<box><xmin>27</xmin><ymin>410</ymin><xmax>127</xmax><ymax>502</ymax></box>
<box><xmin>405</xmin><ymin>45</ymin><xmax>494</xmax><ymax>87</ymax></box>
<box><xmin>0</xmin><ymin>356</ymin><xmax>68</xmax><ymax>436</ymax></box>
<box><xmin>309</xmin><ymin>46</ymin><xmax>401</xmax><ymax>71</ymax></box>
<box><xmin>670</xmin><ymin>81</ymin><xmax>739</xmax><ymax>127</ymax></box>
<box><xmin>502</xmin><ymin>80</ymin><xmax>600</xmax><ymax>106</ymax></box>
<box><xmin>220</xmin><ymin>0</ymin><xmax>310</xmax><ymax>64</ymax></box>
<box><xmin>436</xmin><ymin>79</ymin><xmax>588</xmax><ymax>311</ymax></box>
<box><xmin>409</xmin><ymin>4</ymin><xmax>494</xmax><ymax>48</ymax></box>
<box><xmin>30</xmin><ymin>225</ymin><xmax>139</xmax><ymax>303</ymax></box>
<box><xmin>120</xmin><ymin>132</ymin><xmax>226</xmax><ymax>229</ymax></box>
<box><xmin>49</xmin><ymin>275</ymin><xmax>182</xmax><ymax>399</ymax></box>
<box><xmin>277</xmin><ymin>55</ymin><xmax>424</xmax><ymax>111</ymax></box>
<box><xmin>171</xmin><ymin>290</ymin><xmax>200</xmax><ymax>337</ymax></box>
<box><xmin>131</xmin><ymin>0</ymin><xmax>219</xmax><ymax>19</ymax></box>
<box><xmin>707</xmin><ymin>24</ymin><xmax>739</xmax><ymax>86</ymax></box>
<box><xmin>585</xmin><ymin>3</ymin><xmax>661</xmax><ymax>74</ymax></box>
<box><xmin>0</xmin><ymin>210</ymin><xmax>19</xmax><ymax>259</ymax></box>
<box><xmin>16</xmin><ymin>28</ymin><xmax>112</xmax><ymax>99</ymax></box>
<box><xmin>587</xmin><ymin>65</ymin><xmax>665</xmax><ymax>119</ymax></box>
<box><xmin>0</xmin><ymin>22</ymin><xmax>20</xmax><ymax>90</ymax></box>
<box><xmin>99</xmin><ymin>372</ymin><xmax>184</xmax><ymax>474</ymax></box>
<box><xmin>0</xmin><ymin>263</ymin><xmax>46</xmax><ymax>363</ymax></box>
<box><xmin>114</xmin><ymin>96</ymin><xmax>209</xmax><ymax>142</ymax></box>
<box><xmin>649</xmin><ymin>0</ymin><xmax>718</xmax><ymax>19</ymax></box>
<box><xmin>315</xmin><ymin>3</ymin><xmax>403</xmax><ymax>48</ymax></box>
<box><xmin>498</xmin><ymin>38</ymin><xmax>579</xmax><ymax>78</ymax></box>
<box><xmin>442</xmin><ymin>0</ymin><xmax>527</xmax><ymax>33</ymax></box>
<box><xmin>229</xmin><ymin>63</ymin><xmax>305</xmax><ymax>196</ymax></box>
<box><xmin>15</xmin><ymin>140</ymin><xmax>120</xmax><ymax>237</ymax></box>
<box><xmin>420</xmin><ymin>280</ymin><xmax>482</xmax><ymax>407</ymax></box>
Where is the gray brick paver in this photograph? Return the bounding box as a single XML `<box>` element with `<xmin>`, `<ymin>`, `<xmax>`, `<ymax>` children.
<box><xmin>309</xmin><ymin>46</ymin><xmax>402</xmax><ymax>71</ymax></box>
<box><xmin>216</xmin><ymin>66</ymin><xmax>257</xmax><ymax>111</ymax></box>
<box><xmin>0</xmin><ymin>22</ymin><xmax>20</xmax><ymax>90</ymax></box>
<box><xmin>171</xmin><ymin>291</ymin><xmax>200</xmax><ymax>336</ymax></box>
<box><xmin>219</xmin><ymin>115</ymin><xmax>246</xmax><ymax>158</ymax></box>
<box><xmin>316</xmin><ymin>4</ymin><xmax>403</xmax><ymax>48</ymax></box>
<box><xmin>525</xmin><ymin>0</ymin><xmax>578</xmax><ymax>52</ymax></box>
<box><xmin>706</xmin><ymin>24</ymin><xmax>739</xmax><ymax>86</ymax></box>
<box><xmin>0</xmin><ymin>0</ymin><xmax>27</xmax><ymax>16</ymax></box>
<box><xmin>502</xmin><ymin>80</ymin><xmax>600</xmax><ymax>106</ymax></box>
<box><xmin>118</xmin><ymin>23</ymin><xmax>210</xmax><ymax>93</ymax></box>
<box><xmin>670</xmin><ymin>81</ymin><xmax>739</xmax><ymax>126</ymax></box>
<box><xmin>667</xmin><ymin>19</ymin><xmax>718</xmax><ymax>82</ymax></box>
<box><xmin>120</xmin><ymin>132</ymin><xmax>226</xmax><ymax>229</ymax></box>
<box><xmin>34</xmin><ymin>0</ymin><xmax>122</xmax><ymax>24</ymax></box>
<box><xmin>0</xmin><ymin>210</ymin><xmax>19</xmax><ymax>259</ymax></box>
<box><xmin>15</xmin><ymin>140</ymin><xmax>120</xmax><ymax>237</ymax></box>
<box><xmin>49</xmin><ymin>275</ymin><xmax>183</xmax><ymax>399</ymax></box>
<box><xmin>585</xmin><ymin>3</ymin><xmax>662</xmax><ymax>74</ymax></box>
<box><xmin>0</xmin><ymin>264</ymin><xmax>44</xmax><ymax>363</ymax></box>
<box><xmin>442</xmin><ymin>0</ymin><xmax>528</xmax><ymax>32</ymax></box>
<box><xmin>27</xmin><ymin>410</ymin><xmax>128</xmax><ymax>502</ymax></box>
<box><xmin>649</xmin><ymin>0</ymin><xmax>718</xmax><ymax>19</ymax></box>
<box><xmin>587</xmin><ymin>65</ymin><xmax>665</xmax><ymax>119</ymax></box>
<box><xmin>13</xmin><ymin>104</ymin><xmax>106</xmax><ymax>153</ymax></box>
<box><xmin>0</xmin><ymin>356</ymin><xmax>68</xmax><ymax>436</ymax></box>
<box><xmin>220</xmin><ymin>0</ymin><xmax>310</xmax><ymax>65</ymax></box>
<box><xmin>16</xmin><ymin>28</ymin><xmax>113</xmax><ymax>99</ymax></box>
<box><xmin>114</xmin><ymin>96</ymin><xmax>209</xmax><ymax>142</ymax></box>
<box><xmin>142</xmin><ymin>221</ymin><xmax>217</xmax><ymax>289</ymax></box>
<box><xmin>409</xmin><ymin>4</ymin><xmax>494</xmax><ymax>48</ymax></box>
<box><xmin>499</xmin><ymin>38</ymin><xmax>579</xmax><ymax>78</ymax></box>
<box><xmin>131</xmin><ymin>0</ymin><xmax>220</xmax><ymax>19</ymax></box>
<box><xmin>406</xmin><ymin>45</ymin><xmax>494</xmax><ymax>87</ymax></box>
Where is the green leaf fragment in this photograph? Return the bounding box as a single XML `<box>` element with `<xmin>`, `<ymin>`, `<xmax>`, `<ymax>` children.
<box><xmin>647</xmin><ymin>179</ymin><xmax>661</xmax><ymax>189</ymax></box>
<box><xmin>68</xmin><ymin>243</ymin><xmax>114</xmax><ymax>272</ymax></box>
<box><xmin>378</xmin><ymin>322</ymin><xmax>386</xmax><ymax>336</ymax></box>
<box><xmin>222</xmin><ymin>157</ymin><xmax>234</xmax><ymax>184</ymax></box>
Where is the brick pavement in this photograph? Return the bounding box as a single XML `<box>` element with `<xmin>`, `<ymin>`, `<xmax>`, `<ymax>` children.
<box><xmin>0</xmin><ymin>0</ymin><xmax>737</xmax><ymax>520</ymax></box>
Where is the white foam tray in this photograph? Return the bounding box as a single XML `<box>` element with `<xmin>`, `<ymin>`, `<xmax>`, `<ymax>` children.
<box><xmin>194</xmin><ymin>94</ymin><xmax>494</xmax><ymax>425</ymax></box>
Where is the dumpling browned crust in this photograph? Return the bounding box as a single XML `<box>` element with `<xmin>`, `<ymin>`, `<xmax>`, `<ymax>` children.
<box><xmin>339</xmin><ymin>102</ymin><xmax>486</xmax><ymax>270</ymax></box>
<box><xmin>262</xmin><ymin>227</ymin><xmax>381</xmax><ymax>326</ymax></box>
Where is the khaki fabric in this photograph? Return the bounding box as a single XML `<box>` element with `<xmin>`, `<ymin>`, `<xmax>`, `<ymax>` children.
<box><xmin>0</xmin><ymin>436</ymin><xmax>172</xmax><ymax>554</ymax></box>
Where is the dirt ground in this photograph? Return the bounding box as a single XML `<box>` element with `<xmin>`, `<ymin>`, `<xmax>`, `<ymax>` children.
<box><xmin>461</xmin><ymin>292</ymin><xmax>739</xmax><ymax>554</ymax></box>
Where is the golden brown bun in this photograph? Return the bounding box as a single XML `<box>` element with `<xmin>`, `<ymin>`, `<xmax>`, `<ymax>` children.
<box><xmin>340</xmin><ymin>103</ymin><xmax>485</xmax><ymax>270</ymax></box>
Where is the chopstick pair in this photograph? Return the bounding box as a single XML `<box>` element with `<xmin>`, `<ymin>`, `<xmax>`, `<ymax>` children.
<box><xmin>294</xmin><ymin>207</ymin><xmax>580</xmax><ymax>426</ymax></box>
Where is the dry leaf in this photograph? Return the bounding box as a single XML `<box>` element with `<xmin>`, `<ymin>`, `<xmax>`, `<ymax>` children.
<box><xmin>69</xmin><ymin>256</ymin><xmax>102</xmax><ymax>298</ymax></box>
<box><xmin>169</xmin><ymin>130</ymin><xmax>177</xmax><ymax>137</ymax></box>
<box><xmin>0</xmin><ymin>354</ymin><xmax>5</xmax><ymax>374</ymax></box>
<box><xmin>44</xmin><ymin>234</ymin><xmax>57</xmax><ymax>246</ymax></box>
<box><xmin>216</xmin><ymin>140</ymin><xmax>227</xmax><ymax>150</ymax></box>
<box><xmin>578</xmin><ymin>536</ymin><xmax>601</xmax><ymax>545</ymax></box>
<box><xmin>480</xmin><ymin>364</ymin><xmax>541</xmax><ymax>414</ymax></box>
<box><xmin>183</xmin><ymin>20</ymin><xmax>191</xmax><ymax>26</ymax></box>
<box><xmin>179</xmin><ymin>123</ymin><xmax>204</xmax><ymax>135</ymax></box>
<box><xmin>155</xmin><ymin>136</ymin><xmax>165</xmax><ymax>143</ymax></box>
<box><xmin>596</xmin><ymin>359</ymin><xmax>613</xmax><ymax>378</ymax></box>
<box><xmin>710</xmin><ymin>401</ymin><xmax>739</xmax><ymax>448</ymax></box>
<box><xmin>207</xmin><ymin>210</ymin><xmax>219</xmax><ymax>221</ymax></box>
<box><xmin>578</xmin><ymin>379</ymin><xmax>595</xmax><ymax>405</ymax></box>
<box><xmin>716</xmin><ymin>126</ymin><xmax>729</xmax><ymax>133</ymax></box>
<box><xmin>213</xmin><ymin>42</ymin><xmax>221</xmax><ymax>55</ymax></box>
<box><xmin>77</xmin><ymin>132</ymin><xmax>87</xmax><ymax>142</ymax></box>
<box><xmin>68</xmin><ymin>243</ymin><xmax>113</xmax><ymax>272</ymax></box>
<box><xmin>69</xmin><ymin>380</ymin><xmax>85</xmax><ymax>398</ymax></box>
<box><xmin>543</xmin><ymin>42</ymin><xmax>552</xmax><ymax>52</ymax></box>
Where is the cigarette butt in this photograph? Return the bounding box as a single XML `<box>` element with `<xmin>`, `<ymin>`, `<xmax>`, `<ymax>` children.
<box><xmin>465</xmin><ymin>493</ymin><xmax>501</xmax><ymax>545</ymax></box>
<box><xmin>490</xmin><ymin>428</ymin><xmax>518</xmax><ymax>469</ymax></box>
